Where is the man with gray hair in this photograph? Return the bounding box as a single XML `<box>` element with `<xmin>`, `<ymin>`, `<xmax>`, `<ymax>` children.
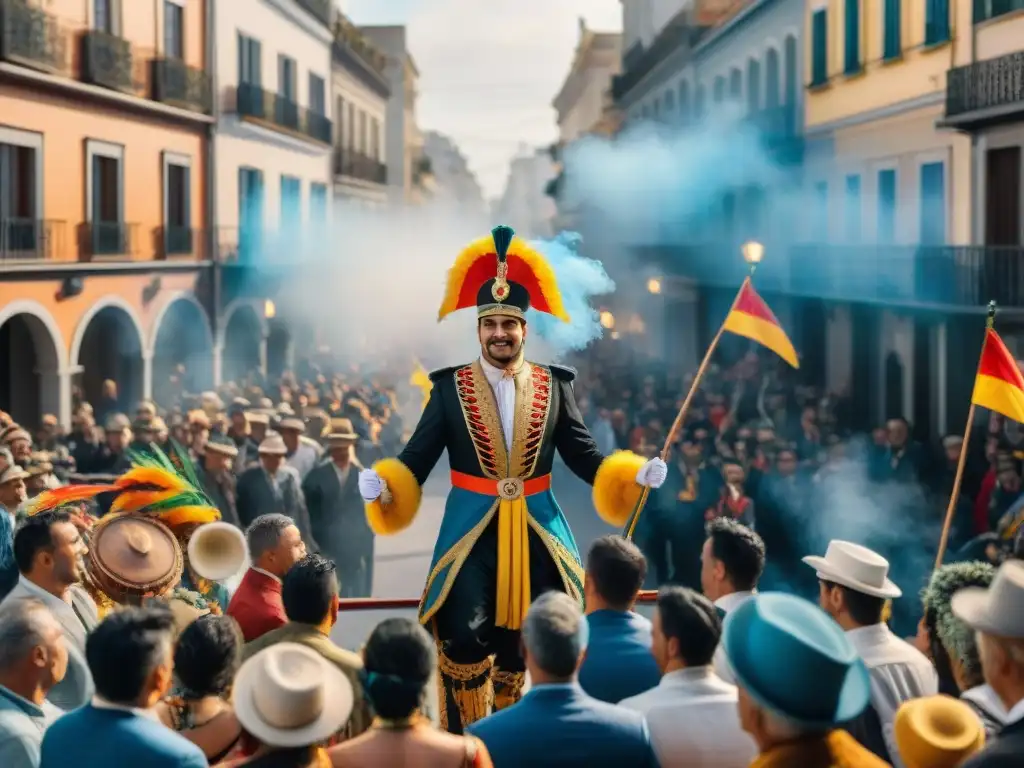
<box><xmin>468</xmin><ymin>591</ymin><xmax>657</xmax><ymax>767</ymax></box>
<box><xmin>0</xmin><ymin>599</ymin><xmax>66</xmax><ymax>767</ymax></box>
<box><xmin>226</xmin><ymin>514</ymin><xmax>307</xmax><ymax>642</ymax></box>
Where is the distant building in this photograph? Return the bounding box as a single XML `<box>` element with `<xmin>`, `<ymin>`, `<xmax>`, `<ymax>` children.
<box><xmin>493</xmin><ymin>147</ymin><xmax>557</xmax><ymax>238</ymax></box>
<box><xmin>422</xmin><ymin>132</ymin><xmax>487</xmax><ymax>218</ymax></box>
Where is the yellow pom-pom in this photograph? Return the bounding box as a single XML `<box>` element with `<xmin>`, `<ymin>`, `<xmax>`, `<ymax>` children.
<box><xmin>365</xmin><ymin>458</ymin><xmax>422</xmax><ymax>536</ymax></box>
<box><xmin>592</xmin><ymin>451</ymin><xmax>647</xmax><ymax>527</ymax></box>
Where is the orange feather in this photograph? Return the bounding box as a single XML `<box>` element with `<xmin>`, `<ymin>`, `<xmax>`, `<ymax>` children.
<box><xmin>159</xmin><ymin>505</ymin><xmax>221</xmax><ymax>528</ymax></box>
<box><xmin>109</xmin><ymin>489</ymin><xmax>180</xmax><ymax>516</ymax></box>
<box><xmin>114</xmin><ymin>466</ymin><xmax>189</xmax><ymax>493</ymax></box>
<box><xmin>24</xmin><ymin>484</ymin><xmax>115</xmax><ymax>516</ymax></box>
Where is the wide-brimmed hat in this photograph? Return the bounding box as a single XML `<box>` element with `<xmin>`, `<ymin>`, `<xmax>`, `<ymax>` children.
<box><xmin>723</xmin><ymin>593</ymin><xmax>870</xmax><ymax>728</ymax></box>
<box><xmin>246</xmin><ymin>410</ymin><xmax>271</xmax><ymax>425</ymax></box>
<box><xmin>951</xmin><ymin>559</ymin><xmax>1024</xmax><ymax>639</ymax></box>
<box><xmin>0</xmin><ymin>464</ymin><xmax>29</xmax><ymax>485</ymax></box>
<box><xmin>803</xmin><ymin>540</ymin><xmax>902</xmax><ymax>599</ymax></box>
<box><xmin>105</xmin><ymin>413</ymin><xmax>131</xmax><ymax>433</ymax></box>
<box><xmin>278</xmin><ymin>417</ymin><xmax>305</xmax><ymax>433</ymax></box>
<box><xmin>894</xmin><ymin>695</ymin><xmax>984</xmax><ymax>768</ymax></box>
<box><xmin>233</xmin><ymin>643</ymin><xmax>353</xmax><ymax>748</ymax></box>
<box><xmin>228</xmin><ymin>397</ymin><xmax>251</xmax><ymax>416</ymax></box>
<box><xmin>258</xmin><ymin>435</ymin><xmax>288</xmax><ymax>456</ymax></box>
<box><xmin>2</xmin><ymin>427</ymin><xmax>31</xmax><ymax>445</ymax></box>
<box><xmin>205</xmin><ymin>437</ymin><xmax>239</xmax><ymax>458</ymax></box>
<box><xmin>326</xmin><ymin>418</ymin><xmax>358</xmax><ymax>445</ymax></box>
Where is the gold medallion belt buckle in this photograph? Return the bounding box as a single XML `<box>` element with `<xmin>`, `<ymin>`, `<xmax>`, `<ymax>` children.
<box><xmin>497</xmin><ymin>477</ymin><xmax>524</xmax><ymax>501</ymax></box>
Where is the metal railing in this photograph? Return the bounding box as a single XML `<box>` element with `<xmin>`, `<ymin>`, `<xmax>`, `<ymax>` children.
<box><xmin>295</xmin><ymin>0</ymin><xmax>331</xmax><ymax>27</ymax></box>
<box><xmin>0</xmin><ymin>218</ymin><xmax>64</xmax><ymax>262</ymax></box>
<box><xmin>333</xmin><ymin>148</ymin><xmax>387</xmax><ymax>184</ymax></box>
<box><xmin>154</xmin><ymin>225</ymin><xmax>199</xmax><ymax>259</ymax></box>
<box><xmin>946</xmin><ymin>51</ymin><xmax>1024</xmax><ymax>119</ymax></box>
<box><xmin>151</xmin><ymin>57</ymin><xmax>212</xmax><ymax>114</ymax></box>
<box><xmin>0</xmin><ymin>0</ymin><xmax>69</xmax><ymax>74</ymax></box>
<box><xmin>79</xmin><ymin>221</ymin><xmax>137</xmax><ymax>258</ymax></box>
<box><xmin>80</xmin><ymin>29</ymin><xmax>133</xmax><ymax>92</ymax></box>
<box><xmin>236</xmin><ymin>83</ymin><xmax>333</xmax><ymax>145</ymax></box>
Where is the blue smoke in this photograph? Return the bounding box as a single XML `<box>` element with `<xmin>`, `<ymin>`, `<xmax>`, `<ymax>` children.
<box><xmin>526</xmin><ymin>232</ymin><xmax>615</xmax><ymax>357</ymax></box>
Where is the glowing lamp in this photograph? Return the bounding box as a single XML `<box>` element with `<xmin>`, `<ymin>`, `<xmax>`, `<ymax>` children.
<box><xmin>647</xmin><ymin>277</ymin><xmax>662</xmax><ymax>295</ymax></box>
<box><xmin>742</xmin><ymin>241</ymin><xmax>764</xmax><ymax>264</ymax></box>
<box><xmin>599</xmin><ymin>310</ymin><xmax>615</xmax><ymax>329</ymax></box>
<box><xmin>264</xmin><ymin>299</ymin><xmax>276</xmax><ymax>319</ymax></box>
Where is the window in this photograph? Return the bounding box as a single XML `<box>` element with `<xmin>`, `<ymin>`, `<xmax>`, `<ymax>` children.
<box><xmin>0</xmin><ymin>129</ymin><xmax>42</xmax><ymax>256</ymax></box>
<box><xmin>278</xmin><ymin>55</ymin><xmax>296</xmax><ymax>101</ymax></box>
<box><xmin>747</xmin><ymin>59</ymin><xmax>761</xmax><ymax>113</ymax></box>
<box><xmin>694</xmin><ymin>84</ymin><xmax>706</xmax><ymax>120</ymax></box>
<box><xmin>844</xmin><ymin>174</ymin><xmax>861</xmax><ymax>242</ymax></box>
<box><xmin>86</xmin><ymin>140</ymin><xmax>125</xmax><ymax>255</ymax></box>
<box><xmin>811</xmin><ymin>9</ymin><xmax>828</xmax><ymax>86</ymax></box>
<box><xmin>766</xmin><ymin>49</ymin><xmax>780</xmax><ymax>108</ymax></box>
<box><xmin>925</xmin><ymin>0</ymin><xmax>950</xmax><ymax>45</ymax></box>
<box><xmin>346</xmin><ymin>103</ymin><xmax>355</xmax><ymax>148</ymax></box>
<box><xmin>358</xmin><ymin>111</ymin><xmax>367</xmax><ymax>155</ymax></box>
<box><xmin>844</xmin><ymin>0</ymin><xmax>861</xmax><ymax>74</ymax></box>
<box><xmin>238</xmin><ymin>35</ymin><xmax>261</xmax><ymax>85</ymax></box>
<box><xmin>883</xmin><ymin>0</ymin><xmax>901</xmax><ymax>60</ymax></box>
<box><xmin>813</xmin><ymin>181</ymin><xmax>828</xmax><ymax>239</ymax></box>
<box><xmin>713</xmin><ymin>76</ymin><xmax>725</xmax><ymax>103</ymax></box>
<box><xmin>877</xmin><ymin>169</ymin><xmax>897</xmax><ymax>243</ymax></box>
<box><xmin>334</xmin><ymin>96</ymin><xmax>345</xmax><ymax>146</ymax></box>
<box><xmin>729</xmin><ymin>69</ymin><xmax>742</xmax><ymax>101</ymax></box>
<box><xmin>163</xmin><ymin>1</ymin><xmax>183</xmax><ymax>59</ymax></box>
<box><xmin>663</xmin><ymin>90</ymin><xmax>675</xmax><ymax>116</ymax></box>
<box><xmin>976</xmin><ymin>0</ymin><xmax>1023</xmax><ymax>22</ymax></box>
<box><xmin>679</xmin><ymin>81</ymin><xmax>690</xmax><ymax>124</ymax></box>
<box><xmin>309</xmin><ymin>183</ymin><xmax>328</xmax><ymax>226</ymax></box>
<box><xmin>94</xmin><ymin>0</ymin><xmax>118</xmax><ymax>34</ymax></box>
<box><xmin>281</xmin><ymin>175</ymin><xmax>301</xmax><ymax>230</ymax></box>
<box><xmin>370</xmin><ymin>117</ymin><xmax>380</xmax><ymax>160</ymax></box>
<box><xmin>308</xmin><ymin>74</ymin><xmax>325</xmax><ymax>115</ymax></box>
<box><xmin>163</xmin><ymin>153</ymin><xmax>191</xmax><ymax>255</ymax></box>
<box><xmin>919</xmin><ymin>161</ymin><xmax>946</xmax><ymax>245</ymax></box>
<box><xmin>238</xmin><ymin>167</ymin><xmax>264</xmax><ymax>261</ymax></box>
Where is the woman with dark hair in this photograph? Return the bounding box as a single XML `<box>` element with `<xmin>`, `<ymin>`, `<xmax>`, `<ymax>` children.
<box><xmin>155</xmin><ymin>613</ymin><xmax>245</xmax><ymax>762</ymax></box>
<box><xmin>329</xmin><ymin>618</ymin><xmax>493</xmax><ymax>768</ymax></box>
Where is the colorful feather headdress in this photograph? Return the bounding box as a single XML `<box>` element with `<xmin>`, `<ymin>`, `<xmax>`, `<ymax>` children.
<box><xmin>438</xmin><ymin>225</ymin><xmax>570</xmax><ymax>323</ymax></box>
<box><xmin>25</xmin><ymin>442</ymin><xmax>220</xmax><ymax>530</ymax></box>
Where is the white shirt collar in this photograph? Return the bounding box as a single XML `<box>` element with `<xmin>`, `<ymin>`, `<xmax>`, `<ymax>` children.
<box><xmin>714</xmin><ymin>590</ymin><xmax>755</xmax><ymax>613</ymax></box>
<box><xmin>1004</xmin><ymin>696</ymin><xmax>1024</xmax><ymax>726</ymax></box>
<box><xmin>661</xmin><ymin>666</ymin><xmax>715</xmax><ymax>685</ymax></box>
<box><xmin>91</xmin><ymin>696</ymin><xmax>160</xmax><ymax>721</ymax></box>
<box><xmin>845</xmin><ymin>623</ymin><xmax>892</xmax><ymax>645</ymax></box>
<box><xmin>479</xmin><ymin>356</ymin><xmax>523</xmax><ymax>383</ymax></box>
<box><xmin>251</xmin><ymin>566</ymin><xmax>281</xmax><ymax>584</ymax></box>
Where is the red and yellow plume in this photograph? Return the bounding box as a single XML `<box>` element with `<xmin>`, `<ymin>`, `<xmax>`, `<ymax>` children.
<box><xmin>438</xmin><ymin>225</ymin><xmax>570</xmax><ymax>323</ymax></box>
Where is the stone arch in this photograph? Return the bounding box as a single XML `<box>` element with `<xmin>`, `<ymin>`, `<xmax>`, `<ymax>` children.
<box><xmin>71</xmin><ymin>296</ymin><xmax>146</xmax><ymax>415</ymax></box>
<box><xmin>219</xmin><ymin>298</ymin><xmax>269</xmax><ymax>383</ymax></box>
<box><xmin>0</xmin><ymin>300</ymin><xmax>67</xmax><ymax>428</ymax></box>
<box><xmin>218</xmin><ymin>298</ymin><xmax>269</xmax><ymax>349</ymax></box>
<box><xmin>150</xmin><ymin>292</ymin><xmax>216</xmax><ymax>400</ymax></box>
<box><xmin>148</xmin><ymin>291</ymin><xmax>214</xmax><ymax>356</ymax></box>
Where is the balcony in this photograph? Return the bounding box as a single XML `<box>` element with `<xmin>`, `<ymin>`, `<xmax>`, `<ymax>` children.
<box><xmin>236</xmin><ymin>83</ymin><xmax>333</xmax><ymax>145</ymax></box>
<box><xmin>295</xmin><ymin>0</ymin><xmax>332</xmax><ymax>27</ymax></box>
<box><xmin>612</xmin><ymin>21</ymin><xmax>699</xmax><ymax>102</ymax></box>
<box><xmin>80</xmin><ymin>29</ymin><xmax>133</xmax><ymax>92</ymax></box>
<box><xmin>154</xmin><ymin>226</ymin><xmax>202</xmax><ymax>259</ymax></box>
<box><xmin>0</xmin><ymin>0</ymin><xmax>69</xmax><ymax>74</ymax></box>
<box><xmin>0</xmin><ymin>219</ymin><xmax>65</xmax><ymax>263</ymax></box>
<box><xmin>333</xmin><ymin>149</ymin><xmax>387</xmax><ymax>184</ymax></box>
<box><xmin>79</xmin><ymin>221</ymin><xmax>137</xmax><ymax>259</ymax></box>
<box><xmin>151</xmin><ymin>57</ymin><xmax>212</xmax><ymax>114</ymax></box>
<box><xmin>944</xmin><ymin>51</ymin><xmax>1024</xmax><ymax>129</ymax></box>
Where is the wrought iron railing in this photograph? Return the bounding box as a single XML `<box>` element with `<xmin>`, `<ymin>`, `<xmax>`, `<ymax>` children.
<box><xmin>151</xmin><ymin>57</ymin><xmax>212</xmax><ymax>113</ymax></box>
<box><xmin>0</xmin><ymin>218</ymin><xmax>64</xmax><ymax>262</ymax></box>
<box><xmin>332</xmin><ymin>149</ymin><xmax>387</xmax><ymax>183</ymax></box>
<box><xmin>80</xmin><ymin>29</ymin><xmax>133</xmax><ymax>92</ymax></box>
<box><xmin>305</xmin><ymin>111</ymin><xmax>332</xmax><ymax>144</ymax></box>
<box><xmin>0</xmin><ymin>0</ymin><xmax>68</xmax><ymax>74</ymax></box>
<box><xmin>295</xmin><ymin>0</ymin><xmax>332</xmax><ymax>27</ymax></box>
<box><xmin>155</xmin><ymin>226</ymin><xmax>197</xmax><ymax>258</ymax></box>
<box><xmin>236</xmin><ymin>83</ymin><xmax>333</xmax><ymax>144</ymax></box>
<box><xmin>80</xmin><ymin>221</ymin><xmax>136</xmax><ymax>258</ymax></box>
<box><xmin>946</xmin><ymin>51</ymin><xmax>1024</xmax><ymax>118</ymax></box>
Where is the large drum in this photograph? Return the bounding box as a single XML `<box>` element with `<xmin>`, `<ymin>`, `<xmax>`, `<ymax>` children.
<box><xmin>87</xmin><ymin>515</ymin><xmax>183</xmax><ymax>605</ymax></box>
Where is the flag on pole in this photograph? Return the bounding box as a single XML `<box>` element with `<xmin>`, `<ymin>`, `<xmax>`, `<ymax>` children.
<box><xmin>410</xmin><ymin>360</ymin><xmax>433</xmax><ymax>411</ymax></box>
<box><xmin>972</xmin><ymin>328</ymin><xmax>1024</xmax><ymax>423</ymax></box>
<box><xmin>722</xmin><ymin>278</ymin><xmax>800</xmax><ymax>368</ymax></box>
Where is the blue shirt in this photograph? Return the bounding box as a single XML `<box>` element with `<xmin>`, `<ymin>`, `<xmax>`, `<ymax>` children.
<box><xmin>0</xmin><ymin>510</ymin><xmax>16</xmax><ymax>601</ymax></box>
<box><xmin>578</xmin><ymin>609</ymin><xmax>661</xmax><ymax>703</ymax></box>
<box><xmin>0</xmin><ymin>685</ymin><xmax>62</xmax><ymax>768</ymax></box>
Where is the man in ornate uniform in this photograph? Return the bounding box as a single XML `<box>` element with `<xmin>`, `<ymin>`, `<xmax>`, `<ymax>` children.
<box><xmin>357</xmin><ymin>226</ymin><xmax>668</xmax><ymax>733</ymax></box>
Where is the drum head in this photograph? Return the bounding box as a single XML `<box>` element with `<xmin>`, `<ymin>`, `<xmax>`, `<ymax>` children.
<box><xmin>88</xmin><ymin>515</ymin><xmax>183</xmax><ymax>602</ymax></box>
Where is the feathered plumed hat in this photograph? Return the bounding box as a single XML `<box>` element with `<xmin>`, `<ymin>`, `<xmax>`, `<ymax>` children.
<box><xmin>921</xmin><ymin>561</ymin><xmax>996</xmax><ymax>679</ymax></box>
<box><xmin>438</xmin><ymin>225</ymin><xmax>570</xmax><ymax>323</ymax></box>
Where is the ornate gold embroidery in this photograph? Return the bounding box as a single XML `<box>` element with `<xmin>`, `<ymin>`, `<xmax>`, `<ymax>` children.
<box><xmin>492</xmin><ymin>670</ymin><xmax>526</xmax><ymax>711</ymax></box>
<box><xmin>527</xmin><ymin>517</ymin><xmax>585</xmax><ymax>605</ymax></box>
<box><xmin>437</xmin><ymin>649</ymin><xmax>494</xmax><ymax>732</ymax></box>
<box><xmin>454</xmin><ymin>362</ymin><xmax>507</xmax><ymax>479</ymax></box>
<box><xmin>510</xmin><ymin>363</ymin><xmax>554</xmax><ymax>479</ymax></box>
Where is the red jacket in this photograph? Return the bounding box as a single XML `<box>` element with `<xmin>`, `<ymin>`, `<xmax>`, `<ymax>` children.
<box><xmin>227</xmin><ymin>568</ymin><xmax>287</xmax><ymax>642</ymax></box>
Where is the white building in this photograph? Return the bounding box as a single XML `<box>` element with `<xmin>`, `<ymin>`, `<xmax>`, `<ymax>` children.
<box><xmin>422</xmin><ymin>131</ymin><xmax>487</xmax><ymax>218</ymax></box>
<box><xmin>554</xmin><ymin>20</ymin><xmax>623</xmax><ymax>144</ymax></box>
<box><xmin>214</xmin><ymin>0</ymin><xmax>334</xmax><ymax>258</ymax></box>
<box><xmin>360</xmin><ymin>26</ymin><xmax>425</xmax><ymax>206</ymax></box>
<box><xmin>493</xmin><ymin>147</ymin><xmax>557</xmax><ymax>238</ymax></box>
<box><xmin>331</xmin><ymin>15</ymin><xmax>390</xmax><ymax>208</ymax></box>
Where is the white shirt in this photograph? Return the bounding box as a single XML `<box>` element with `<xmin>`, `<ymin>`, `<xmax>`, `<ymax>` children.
<box><xmin>286</xmin><ymin>442</ymin><xmax>319</xmax><ymax>480</ymax></box>
<box><xmin>1003</xmin><ymin>696</ymin><xmax>1024</xmax><ymax>727</ymax></box>
<box><xmin>846</xmin><ymin>623</ymin><xmax>938</xmax><ymax>768</ymax></box>
<box><xmin>711</xmin><ymin>590</ymin><xmax>755</xmax><ymax>685</ymax></box>
<box><xmin>333</xmin><ymin>462</ymin><xmax>351</xmax><ymax>488</ymax></box>
<box><xmin>620</xmin><ymin>667</ymin><xmax>756</xmax><ymax>768</ymax></box>
<box><xmin>480</xmin><ymin>356</ymin><xmax>516</xmax><ymax>452</ymax></box>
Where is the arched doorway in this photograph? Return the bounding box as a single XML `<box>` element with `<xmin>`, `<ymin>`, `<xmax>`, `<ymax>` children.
<box><xmin>75</xmin><ymin>304</ymin><xmax>145</xmax><ymax>418</ymax></box>
<box><xmin>0</xmin><ymin>311</ymin><xmax>62</xmax><ymax>428</ymax></box>
<box><xmin>266</xmin><ymin>319</ymin><xmax>293</xmax><ymax>379</ymax></box>
<box><xmin>151</xmin><ymin>296</ymin><xmax>214</xmax><ymax>405</ymax></box>
<box><xmin>221</xmin><ymin>302</ymin><xmax>265</xmax><ymax>383</ymax></box>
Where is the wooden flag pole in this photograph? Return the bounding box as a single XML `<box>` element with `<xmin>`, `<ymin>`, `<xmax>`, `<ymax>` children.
<box><xmin>934</xmin><ymin>300</ymin><xmax>996</xmax><ymax>569</ymax></box>
<box><xmin>624</xmin><ymin>275</ymin><xmax>752</xmax><ymax>541</ymax></box>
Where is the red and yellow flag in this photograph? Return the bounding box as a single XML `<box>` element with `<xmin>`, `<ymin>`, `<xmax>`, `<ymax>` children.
<box><xmin>722</xmin><ymin>278</ymin><xmax>799</xmax><ymax>368</ymax></box>
<box><xmin>972</xmin><ymin>329</ymin><xmax>1024</xmax><ymax>423</ymax></box>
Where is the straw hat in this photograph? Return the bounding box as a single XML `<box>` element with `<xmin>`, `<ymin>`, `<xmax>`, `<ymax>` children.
<box><xmin>894</xmin><ymin>695</ymin><xmax>984</xmax><ymax>768</ymax></box>
<box><xmin>326</xmin><ymin>418</ymin><xmax>359</xmax><ymax>445</ymax></box>
<box><xmin>233</xmin><ymin>643</ymin><xmax>353</xmax><ymax>748</ymax></box>
<box><xmin>205</xmin><ymin>436</ymin><xmax>240</xmax><ymax>458</ymax></box>
<box><xmin>278</xmin><ymin>417</ymin><xmax>306</xmax><ymax>433</ymax></box>
<box><xmin>246</xmin><ymin>410</ymin><xmax>271</xmax><ymax>425</ymax></box>
<box><xmin>258</xmin><ymin>435</ymin><xmax>288</xmax><ymax>456</ymax></box>
<box><xmin>803</xmin><ymin>540</ymin><xmax>902</xmax><ymax>599</ymax></box>
<box><xmin>0</xmin><ymin>464</ymin><xmax>29</xmax><ymax>485</ymax></box>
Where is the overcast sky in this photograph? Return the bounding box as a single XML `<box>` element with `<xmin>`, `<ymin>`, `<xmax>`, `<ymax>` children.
<box><xmin>341</xmin><ymin>0</ymin><xmax>622</xmax><ymax>202</ymax></box>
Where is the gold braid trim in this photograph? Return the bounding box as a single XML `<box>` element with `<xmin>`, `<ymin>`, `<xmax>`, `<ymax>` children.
<box><xmin>437</xmin><ymin>651</ymin><xmax>494</xmax><ymax>733</ymax></box>
<box><xmin>492</xmin><ymin>670</ymin><xmax>525</xmax><ymax>711</ymax></box>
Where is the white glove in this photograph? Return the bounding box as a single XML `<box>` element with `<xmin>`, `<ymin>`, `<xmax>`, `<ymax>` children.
<box><xmin>358</xmin><ymin>469</ymin><xmax>388</xmax><ymax>502</ymax></box>
<box><xmin>636</xmin><ymin>458</ymin><xmax>668</xmax><ymax>489</ymax></box>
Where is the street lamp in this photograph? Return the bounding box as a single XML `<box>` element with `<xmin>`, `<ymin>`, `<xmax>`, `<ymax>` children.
<box><xmin>742</xmin><ymin>240</ymin><xmax>764</xmax><ymax>265</ymax></box>
<box><xmin>647</xmin><ymin>277</ymin><xmax>662</xmax><ymax>295</ymax></box>
<box><xmin>264</xmin><ymin>299</ymin><xmax>276</xmax><ymax>319</ymax></box>
<box><xmin>599</xmin><ymin>310</ymin><xmax>615</xmax><ymax>329</ymax></box>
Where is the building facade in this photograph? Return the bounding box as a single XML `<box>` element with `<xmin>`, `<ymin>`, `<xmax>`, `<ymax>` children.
<box><xmin>331</xmin><ymin>13</ymin><xmax>389</xmax><ymax>208</ymax></box>
<box><xmin>0</xmin><ymin>0</ymin><xmax>215</xmax><ymax>427</ymax></box>
<box><xmin>213</xmin><ymin>0</ymin><xmax>334</xmax><ymax>382</ymax></box>
<box><xmin>422</xmin><ymin>131</ymin><xmax>486</xmax><ymax>219</ymax></box>
<box><xmin>493</xmin><ymin>147</ymin><xmax>557</xmax><ymax>239</ymax></box>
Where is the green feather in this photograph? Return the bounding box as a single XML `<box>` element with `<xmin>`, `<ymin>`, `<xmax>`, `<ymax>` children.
<box><xmin>126</xmin><ymin>443</ymin><xmax>216</xmax><ymax>509</ymax></box>
<box><xmin>491</xmin><ymin>225</ymin><xmax>514</xmax><ymax>262</ymax></box>
<box><xmin>165</xmin><ymin>438</ymin><xmax>204</xmax><ymax>493</ymax></box>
